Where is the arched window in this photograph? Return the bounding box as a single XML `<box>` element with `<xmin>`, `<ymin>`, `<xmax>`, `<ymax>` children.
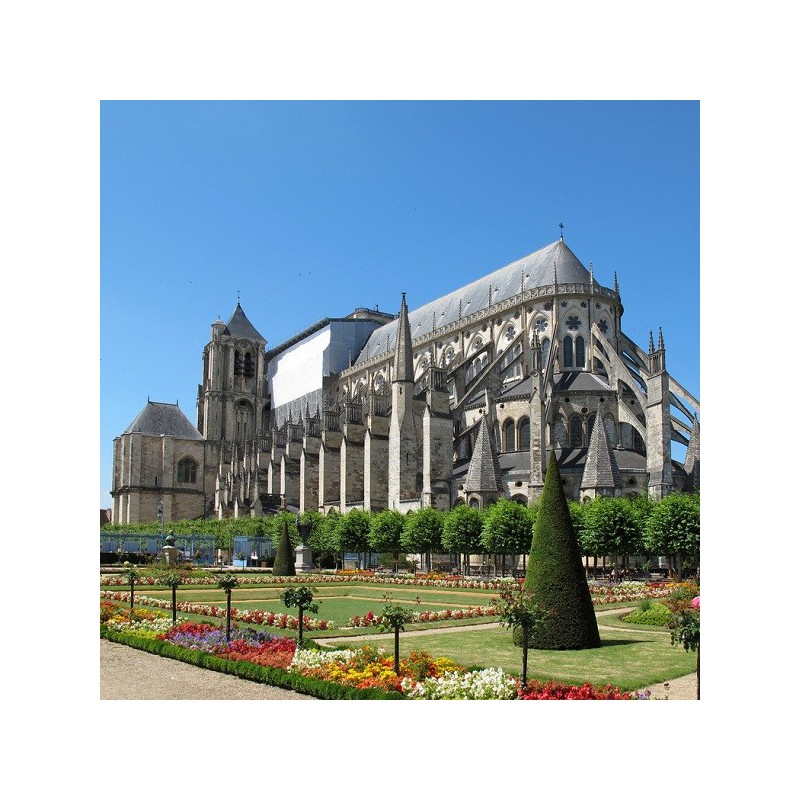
<box><xmin>540</xmin><ymin>337</ymin><xmax>551</xmax><ymax>368</ymax></box>
<box><xmin>563</xmin><ymin>337</ymin><xmax>574</xmax><ymax>368</ymax></box>
<box><xmin>503</xmin><ymin>419</ymin><xmax>516</xmax><ymax>452</ymax></box>
<box><xmin>553</xmin><ymin>416</ymin><xmax>568</xmax><ymax>447</ymax></box>
<box><xmin>243</xmin><ymin>352</ymin><xmax>254</xmax><ymax>377</ymax></box>
<box><xmin>575</xmin><ymin>336</ymin><xmax>585</xmax><ymax>368</ymax></box>
<box><xmin>177</xmin><ymin>457</ymin><xmax>197</xmax><ymax>483</ymax></box>
<box><xmin>518</xmin><ymin>417</ymin><xmax>530</xmax><ymax>450</ymax></box>
<box><xmin>569</xmin><ymin>414</ymin><xmax>583</xmax><ymax>447</ymax></box>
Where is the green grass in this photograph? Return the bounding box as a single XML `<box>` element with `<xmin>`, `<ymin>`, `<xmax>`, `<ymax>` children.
<box><xmin>102</xmin><ymin>582</ymin><xmax>693</xmax><ymax>690</ymax></box>
<box><xmin>109</xmin><ymin>584</ymin><xmax>497</xmax><ymax>628</ymax></box>
<box><xmin>335</xmin><ymin>625</ymin><xmax>695</xmax><ymax>691</ymax></box>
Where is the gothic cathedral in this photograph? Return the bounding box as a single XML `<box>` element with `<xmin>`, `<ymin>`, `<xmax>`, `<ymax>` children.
<box><xmin>111</xmin><ymin>238</ymin><xmax>699</xmax><ymax>524</ymax></box>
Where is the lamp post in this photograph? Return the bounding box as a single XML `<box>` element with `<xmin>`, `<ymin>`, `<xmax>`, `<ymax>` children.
<box><xmin>157</xmin><ymin>499</ymin><xmax>164</xmax><ymax>540</ymax></box>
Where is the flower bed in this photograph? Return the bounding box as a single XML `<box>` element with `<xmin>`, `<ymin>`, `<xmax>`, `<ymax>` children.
<box><xmin>347</xmin><ymin>605</ymin><xmax>498</xmax><ymax>628</ymax></box>
<box><xmin>100</xmin><ymin>573</ymin><xmax>518</xmax><ymax>590</ymax></box>
<box><xmin>518</xmin><ymin>680</ymin><xmax>638</xmax><ymax>700</ymax></box>
<box><xmin>588</xmin><ymin>581</ymin><xmax>674</xmax><ymax>605</ymax></box>
<box><xmin>100</xmin><ymin>591</ymin><xmax>334</xmax><ymax>630</ymax></box>
<box><xmin>159</xmin><ymin>621</ymin><xmax>298</xmax><ymax>669</ymax></box>
<box><xmin>101</xmin><ymin>602</ymin><xmax>640</xmax><ymax>700</ymax></box>
<box><xmin>402</xmin><ymin>667</ymin><xmax>519</xmax><ymax>700</ymax></box>
<box><xmin>288</xmin><ymin>645</ymin><xmax>463</xmax><ymax>694</ymax></box>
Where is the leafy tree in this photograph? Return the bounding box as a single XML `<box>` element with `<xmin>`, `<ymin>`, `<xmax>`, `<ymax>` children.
<box><xmin>401</xmin><ymin>508</ymin><xmax>443</xmax><ymax>572</ymax></box>
<box><xmin>481</xmin><ymin>499</ymin><xmax>534</xmax><ymax>576</ymax></box>
<box><xmin>368</xmin><ymin>510</ymin><xmax>406</xmax><ymax>572</ymax></box>
<box><xmin>377</xmin><ymin>594</ymin><xmax>419</xmax><ymax>674</ymax></box>
<box><xmin>442</xmin><ymin>504</ymin><xmax>484</xmax><ymax>575</ymax></box>
<box><xmin>644</xmin><ymin>493</ymin><xmax>700</xmax><ymax>579</ymax></box>
<box><xmin>309</xmin><ymin>510</ymin><xmax>341</xmax><ymax>567</ymax></box>
<box><xmin>272</xmin><ymin>518</ymin><xmax>297</xmax><ymax>577</ymax></box>
<box><xmin>281</xmin><ymin>586</ymin><xmax>319</xmax><ymax>649</ymax></box>
<box><xmin>335</xmin><ymin>509</ymin><xmax>371</xmax><ymax>568</ymax></box>
<box><xmin>524</xmin><ymin>451</ymin><xmax>601</xmax><ymax>650</ymax></box>
<box><xmin>267</xmin><ymin>512</ymin><xmax>300</xmax><ymax>549</ymax></box>
<box><xmin>493</xmin><ymin>584</ymin><xmax>546</xmax><ymax>687</ymax></box>
<box><xmin>582</xmin><ymin>496</ymin><xmax>644</xmax><ymax>573</ymax></box>
<box><xmin>216</xmin><ymin>573</ymin><xmax>239</xmax><ymax>641</ymax></box>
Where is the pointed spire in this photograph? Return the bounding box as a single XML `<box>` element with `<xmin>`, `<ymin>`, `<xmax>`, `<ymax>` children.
<box><xmin>589</xmin><ymin>261</ymin><xmax>594</xmax><ymax>286</ymax></box>
<box><xmin>581</xmin><ymin>410</ymin><xmax>620</xmax><ymax>493</ymax></box>
<box><xmin>614</xmin><ymin>271</ymin><xmax>619</xmax><ymax>295</ymax></box>
<box><xmin>463</xmin><ymin>413</ymin><xmax>504</xmax><ymax>494</ymax></box>
<box><xmin>393</xmin><ymin>292</ymin><xmax>414</xmax><ymax>383</ymax></box>
<box><xmin>657</xmin><ymin>327</ymin><xmax>665</xmax><ymax>351</ymax></box>
<box><xmin>649</xmin><ymin>330</ymin><xmax>655</xmax><ymax>354</ymax></box>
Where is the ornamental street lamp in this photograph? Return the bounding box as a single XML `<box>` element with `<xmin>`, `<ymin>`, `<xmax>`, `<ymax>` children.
<box><xmin>157</xmin><ymin>499</ymin><xmax>164</xmax><ymax>540</ymax></box>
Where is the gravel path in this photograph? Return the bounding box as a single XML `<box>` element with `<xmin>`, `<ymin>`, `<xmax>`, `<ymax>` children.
<box><xmin>100</xmin><ymin>639</ymin><xmax>318</xmax><ymax>700</ymax></box>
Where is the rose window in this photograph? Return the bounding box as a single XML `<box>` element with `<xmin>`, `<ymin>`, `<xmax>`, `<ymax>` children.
<box><xmin>566</xmin><ymin>315</ymin><xmax>582</xmax><ymax>331</ymax></box>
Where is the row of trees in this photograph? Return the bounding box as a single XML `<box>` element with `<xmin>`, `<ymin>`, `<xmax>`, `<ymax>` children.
<box><xmin>104</xmin><ymin>492</ymin><xmax>699</xmax><ymax>577</ymax></box>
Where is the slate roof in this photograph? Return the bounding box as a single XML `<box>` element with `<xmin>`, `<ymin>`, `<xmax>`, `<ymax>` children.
<box><xmin>354</xmin><ymin>239</ymin><xmax>596</xmax><ymax>365</ymax></box>
<box><xmin>123</xmin><ymin>401</ymin><xmax>204</xmax><ymax>440</ymax></box>
<box><xmin>553</xmin><ymin>372</ymin><xmax>611</xmax><ymax>392</ymax></box>
<box><xmin>463</xmin><ymin>414</ymin><xmax>504</xmax><ymax>493</ymax></box>
<box><xmin>224</xmin><ymin>303</ymin><xmax>266</xmax><ymax>344</ymax></box>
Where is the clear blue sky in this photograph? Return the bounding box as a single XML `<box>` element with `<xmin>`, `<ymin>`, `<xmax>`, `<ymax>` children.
<box><xmin>100</xmin><ymin>100</ymin><xmax>699</xmax><ymax>508</ymax></box>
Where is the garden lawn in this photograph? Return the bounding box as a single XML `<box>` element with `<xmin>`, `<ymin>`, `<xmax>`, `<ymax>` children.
<box><xmin>106</xmin><ymin>583</ymin><xmax>499</xmax><ymax>629</ymax></box>
<box><xmin>352</xmin><ymin>625</ymin><xmax>695</xmax><ymax>691</ymax></box>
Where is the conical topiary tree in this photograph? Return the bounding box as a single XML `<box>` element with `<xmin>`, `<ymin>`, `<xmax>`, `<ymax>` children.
<box><xmin>523</xmin><ymin>451</ymin><xmax>601</xmax><ymax>650</ymax></box>
<box><xmin>272</xmin><ymin>518</ymin><xmax>297</xmax><ymax>577</ymax></box>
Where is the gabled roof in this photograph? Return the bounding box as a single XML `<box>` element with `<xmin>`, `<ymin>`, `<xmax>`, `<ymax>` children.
<box><xmin>553</xmin><ymin>372</ymin><xmax>611</xmax><ymax>392</ymax></box>
<box><xmin>224</xmin><ymin>303</ymin><xmax>266</xmax><ymax>344</ymax></box>
<box><xmin>123</xmin><ymin>401</ymin><xmax>204</xmax><ymax>440</ymax></box>
<box><xmin>354</xmin><ymin>239</ymin><xmax>595</xmax><ymax>365</ymax></box>
<box><xmin>463</xmin><ymin>414</ymin><xmax>504</xmax><ymax>493</ymax></box>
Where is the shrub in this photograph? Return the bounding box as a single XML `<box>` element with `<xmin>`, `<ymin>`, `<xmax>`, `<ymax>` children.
<box><xmin>272</xmin><ymin>519</ymin><xmax>296</xmax><ymax>576</ymax></box>
<box><xmin>622</xmin><ymin>602</ymin><xmax>672</xmax><ymax>627</ymax></box>
<box><xmin>524</xmin><ymin>451</ymin><xmax>601</xmax><ymax>650</ymax></box>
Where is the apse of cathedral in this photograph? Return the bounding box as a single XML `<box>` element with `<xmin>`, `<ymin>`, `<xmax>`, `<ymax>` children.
<box><xmin>111</xmin><ymin>238</ymin><xmax>700</xmax><ymax>524</ymax></box>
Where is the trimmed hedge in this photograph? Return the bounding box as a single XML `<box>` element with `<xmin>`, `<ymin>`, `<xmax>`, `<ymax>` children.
<box><xmin>272</xmin><ymin>519</ymin><xmax>297</xmax><ymax>577</ymax></box>
<box><xmin>524</xmin><ymin>451</ymin><xmax>601</xmax><ymax>650</ymax></box>
<box><xmin>101</xmin><ymin>628</ymin><xmax>404</xmax><ymax>700</ymax></box>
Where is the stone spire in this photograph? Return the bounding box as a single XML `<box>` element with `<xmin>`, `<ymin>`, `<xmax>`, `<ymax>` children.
<box><xmin>581</xmin><ymin>410</ymin><xmax>620</xmax><ymax>496</ymax></box>
<box><xmin>393</xmin><ymin>292</ymin><xmax>413</xmax><ymax>383</ymax></box>
<box><xmin>464</xmin><ymin>413</ymin><xmax>504</xmax><ymax>495</ymax></box>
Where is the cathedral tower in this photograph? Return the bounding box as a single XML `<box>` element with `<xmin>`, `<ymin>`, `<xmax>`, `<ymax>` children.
<box><xmin>197</xmin><ymin>303</ymin><xmax>269</xmax><ymax>445</ymax></box>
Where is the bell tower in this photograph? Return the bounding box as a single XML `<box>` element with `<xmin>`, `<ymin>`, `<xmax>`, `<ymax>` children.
<box><xmin>197</xmin><ymin>303</ymin><xmax>269</xmax><ymax>446</ymax></box>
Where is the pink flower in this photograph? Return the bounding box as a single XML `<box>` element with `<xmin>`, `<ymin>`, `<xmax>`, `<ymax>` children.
<box><xmin>691</xmin><ymin>596</ymin><xmax>700</xmax><ymax>609</ymax></box>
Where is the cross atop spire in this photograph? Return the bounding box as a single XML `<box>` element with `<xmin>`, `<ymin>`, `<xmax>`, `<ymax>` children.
<box><xmin>558</xmin><ymin>222</ymin><xmax>565</xmax><ymax>241</ymax></box>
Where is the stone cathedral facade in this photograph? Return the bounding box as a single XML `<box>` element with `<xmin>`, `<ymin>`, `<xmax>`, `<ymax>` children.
<box><xmin>111</xmin><ymin>238</ymin><xmax>700</xmax><ymax>525</ymax></box>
